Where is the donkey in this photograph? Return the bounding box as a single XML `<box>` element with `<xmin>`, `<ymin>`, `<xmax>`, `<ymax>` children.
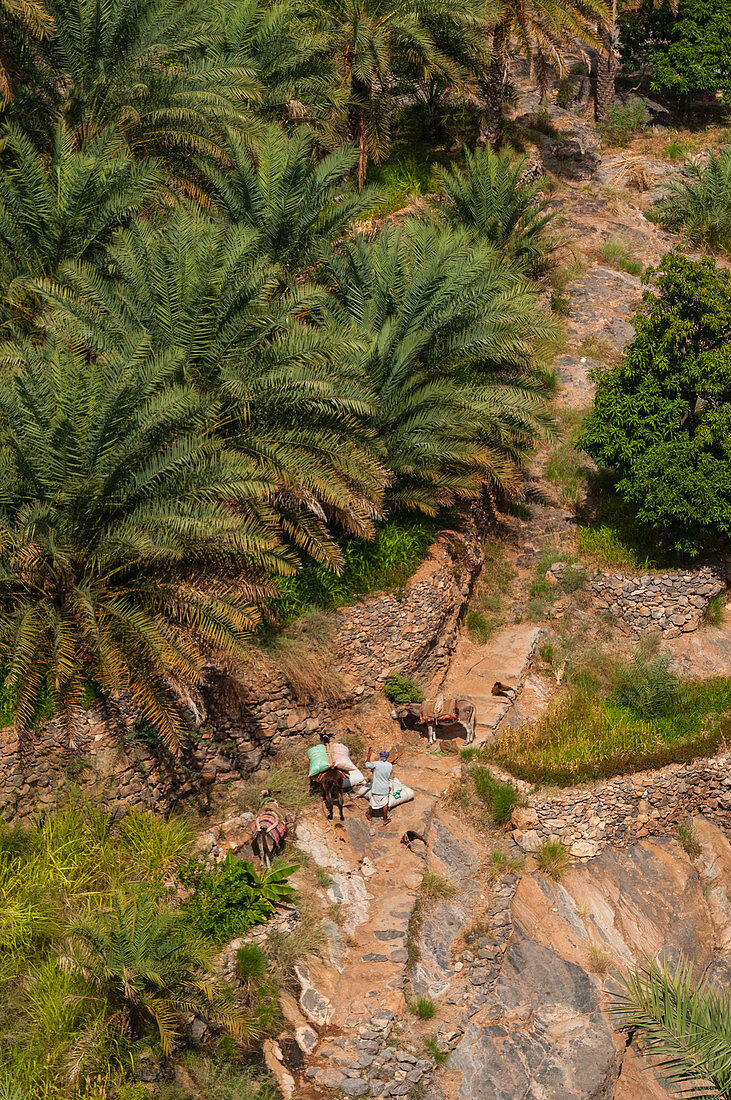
<box><xmin>391</xmin><ymin>697</ymin><xmax>476</xmax><ymax>745</ymax></box>
<box><xmin>317</xmin><ymin>768</ymin><xmax>346</xmax><ymax>821</ymax></box>
<box><xmin>250</xmin><ymin>791</ymin><xmax>287</xmax><ymax>867</ymax></box>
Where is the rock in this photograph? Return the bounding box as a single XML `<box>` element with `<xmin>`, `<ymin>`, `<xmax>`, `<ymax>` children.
<box><xmin>318</xmin><ymin>1067</ymin><xmax>347</xmax><ymax>1089</ymax></box>
<box><xmin>263</xmin><ymin>1040</ymin><xmax>295</xmax><ymax>1100</ymax></box>
<box><xmin>295</xmin><ymin>1025</ymin><xmax>318</xmax><ymax>1054</ymax></box>
<box><xmin>511</xmin><ymin>807</ymin><xmax>539</xmax><ymax>830</ymax></box>
<box><xmin>515</xmin><ymin>829</ymin><xmax>542</xmax><ymax>852</ymax></box>
<box><xmin>570</xmin><ymin>839</ymin><xmax>599</xmax><ymax>858</ymax></box>
<box><xmin>341</xmin><ymin>1080</ymin><xmax>369</xmax><ymax>1097</ymax></box>
<box><xmin>295</xmin><ymin>964</ymin><xmax>333</xmax><ymax>1027</ymax></box>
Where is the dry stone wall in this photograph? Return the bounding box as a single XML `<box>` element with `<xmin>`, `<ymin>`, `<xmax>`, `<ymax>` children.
<box><xmin>512</xmin><ymin>753</ymin><xmax>731</xmax><ymax>860</ymax></box>
<box><xmin>0</xmin><ymin>527</ymin><xmax>483</xmax><ymax>822</ymax></box>
<box><xmin>548</xmin><ymin>561</ymin><xmax>726</xmax><ymax>637</ymax></box>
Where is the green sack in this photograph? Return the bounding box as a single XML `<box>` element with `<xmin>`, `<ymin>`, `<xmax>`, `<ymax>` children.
<box><xmin>307</xmin><ymin>744</ymin><xmax>330</xmax><ymax>777</ymax></box>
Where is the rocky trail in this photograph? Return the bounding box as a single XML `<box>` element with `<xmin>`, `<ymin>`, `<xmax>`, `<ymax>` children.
<box><xmin>257</xmin><ymin>133</ymin><xmax>731</xmax><ymax>1100</ymax></box>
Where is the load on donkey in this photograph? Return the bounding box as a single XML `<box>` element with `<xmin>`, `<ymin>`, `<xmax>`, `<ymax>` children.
<box><xmin>391</xmin><ymin>693</ymin><xmax>476</xmax><ymax>745</ymax></box>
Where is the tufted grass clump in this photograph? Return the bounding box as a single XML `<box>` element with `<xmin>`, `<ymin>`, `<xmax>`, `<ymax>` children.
<box><xmin>536</xmin><ymin>838</ymin><xmax>571</xmax><ymax>880</ymax></box>
<box><xmin>419</xmin><ymin>871</ymin><xmax>457</xmax><ymax>900</ymax></box>
<box><xmin>612</xmin><ymin>652</ymin><xmax>679</xmax><ymax>718</ymax></box>
<box><xmin>472</xmin><ymin>766</ymin><xmax>518</xmax><ymax>825</ymax></box>
<box><xmin>424</xmin><ymin>1036</ymin><xmax>449</xmax><ymax>1064</ymax></box>
<box><xmin>410</xmin><ymin>996</ymin><xmax>436</xmax><ymax>1019</ymax></box>
<box><xmin>586</xmin><ymin>941</ymin><xmax>613</xmax><ymax>974</ymax></box>
<box><xmin>677</xmin><ymin>823</ymin><xmax>702</xmax><ymax>858</ymax></box>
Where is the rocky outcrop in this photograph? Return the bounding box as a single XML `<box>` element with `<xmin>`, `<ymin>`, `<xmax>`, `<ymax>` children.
<box><xmin>426</xmin><ymin>823</ymin><xmax>731</xmax><ymax>1100</ymax></box>
<box><xmin>512</xmin><ymin>754</ymin><xmax>731</xmax><ymax>858</ymax></box>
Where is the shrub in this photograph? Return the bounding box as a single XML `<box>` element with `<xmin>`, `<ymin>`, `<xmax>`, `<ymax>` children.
<box><xmin>424</xmin><ymin>1036</ymin><xmax>449</xmax><ymax>1065</ymax></box>
<box><xmin>599</xmin><ymin>98</ymin><xmax>650</xmax><ymax>146</ymax></box>
<box><xmin>118</xmin><ymin>811</ymin><xmax>194</xmax><ymax>877</ymax></box>
<box><xmin>472</xmin><ymin>766</ymin><xmax>518</xmax><ymax>825</ymax></box>
<box><xmin>677</xmin><ymin>823</ymin><xmax>702</xmax><ymax>857</ymax></box>
<box><xmin>613</xmin><ymin>652</ymin><xmax>679</xmax><ymax>718</ymax></box>
<box><xmin>536</xmin><ymin>838</ymin><xmax>571</xmax><ymax>879</ymax></box>
<box><xmin>179</xmin><ymin>854</ymin><xmax>297</xmax><ymax>945</ymax></box>
<box><xmin>556</xmin><ymin>76</ymin><xmax>578</xmax><ymax>108</ymax></box>
<box><xmin>410</xmin><ymin>996</ymin><xmax>436</xmax><ymax>1019</ymax></box>
<box><xmin>272</xmin><ymin>516</ymin><xmax>440</xmax><ymax>622</ymax></box>
<box><xmin>654</xmin><ymin>148</ymin><xmax>731</xmax><ymax>252</ymax></box>
<box><xmin>236</xmin><ymin>944</ymin><xmax>270</xmax><ymax>989</ymax></box>
<box><xmin>580</xmin><ymin>253</ymin><xmax>731</xmax><ymax>553</ymax></box>
<box><xmin>384</xmin><ymin>675</ymin><xmax>425</xmax><ymax>705</ymax></box>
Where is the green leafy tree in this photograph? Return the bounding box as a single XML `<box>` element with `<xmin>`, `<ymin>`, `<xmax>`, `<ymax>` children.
<box><xmin>620</xmin><ymin>0</ymin><xmax>731</xmax><ymax>111</ymax></box>
<box><xmin>653</xmin><ymin>148</ymin><xmax>731</xmax><ymax>253</ymax></box>
<box><xmin>436</xmin><ymin>147</ymin><xmax>558</xmax><ymax>275</ymax></box>
<box><xmin>477</xmin><ymin>0</ymin><xmax>608</xmax><ymax>150</ymax></box>
<box><xmin>60</xmin><ymin>892</ymin><xmax>253</xmax><ymax>1054</ymax></box>
<box><xmin>40</xmin><ymin>203</ymin><xmax>385</xmax><ymax>566</ymax></box>
<box><xmin>613</xmin><ymin>956</ymin><xmax>731</xmax><ymax>1098</ymax></box>
<box><xmin>581</xmin><ymin>252</ymin><xmax>731</xmax><ymax>553</ymax></box>
<box><xmin>0</xmin><ymin>334</ymin><xmax>289</xmax><ymax>746</ymax></box>
<box><xmin>321</xmin><ymin>221</ymin><xmax>555</xmax><ymax>512</ymax></box>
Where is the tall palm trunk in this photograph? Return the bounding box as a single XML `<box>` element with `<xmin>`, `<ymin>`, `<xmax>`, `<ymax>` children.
<box><xmin>346</xmin><ymin>76</ymin><xmax>370</xmax><ymax>190</ymax></box>
<box><xmin>477</xmin><ymin>24</ymin><xmax>507</xmax><ymax>151</ymax></box>
<box><xmin>595</xmin><ymin>0</ymin><xmax>618</xmax><ymax>122</ymax></box>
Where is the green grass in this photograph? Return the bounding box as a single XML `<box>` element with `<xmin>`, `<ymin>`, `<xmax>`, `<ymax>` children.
<box><xmin>577</xmin><ymin>524</ymin><xmax>651</xmax><ymax>570</ymax></box>
<box><xmin>410</xmin><ymin>996</ymin><xmax>436</xmax><ymax>1020</ymax></box>
<box><xmin>423</xmin><ymin>1036</ymin><xmax>448</xmax><ymax>1065</ymax></box>
<box><xmin>545</xmin><ymin>408</ymin><xmax>593</xmax><ymax>512</ymax></box>
<box><xmin>676</xmin><ymin>822</ymin><xmax>702</xmax><ymax>857</ymax></box>
<box><xmin>665</xmin><ymin>140</ymin><xmax>686</xmax><ymax>161</ymax></box>
<box><xmin>485</xmin><ymin>676</ymin><xmax>731</xmax><ymax>786</ymax></box>
<box><xmin>419</xmin><ymin>871</ymin><xmax>457</xmax><ymax>900</ymax></box>
<box><xmin>472</xmin><ymin>766</ymin><xmax>518</xmax><ymax>824</ymax></box>
<box><xmin>598</xmin><ymin>235</ymin><xmax>643</xmax><ymax>277</ymax></box>
<box><xmin>704</xmin><ymin>594</ymin><xmax>726</xmax><ymax>626</ymax></box>
<box><xmin>535</xmin><ymin>838</ymin><xmax>571</xmax><ymax>879</ymax></box>
<box><xmin>365</xmin><ymin>157</ymin><xmax>442</xmax><ymax>216</ymax></box>
<box><xmin>577</xmin><ymin>334</ymin><xmax>619</xmax><ymax>364</ymax></box>
<box><xmin>598</xmin><ymin>98</ymin><xmax>650</xmax><ymax>146</ymax></box>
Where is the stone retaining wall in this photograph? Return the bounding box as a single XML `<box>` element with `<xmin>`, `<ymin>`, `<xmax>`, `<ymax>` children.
<box><xmin>0</xmin><ymin>525</ymin><xmax>483</xmax><ymax>822</ymax></box>
<box><xmin>586</xmin><ymin>565</ymin><xmax>726</xmax><ymax>638</ymax></box>
<box><xmin>512</xmin><ymin>753</ymin><xmax>731</xmax><ymax>860</ymax></box>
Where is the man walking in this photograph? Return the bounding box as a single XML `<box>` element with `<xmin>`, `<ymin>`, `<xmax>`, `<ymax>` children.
<box><xmin>365</xmin><ymin>745</ymin><xmax>402</xmax><ymax>828</ymax></box>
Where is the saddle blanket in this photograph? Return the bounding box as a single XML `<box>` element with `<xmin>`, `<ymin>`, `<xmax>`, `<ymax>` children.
<box><xmin>420</xmin><ymin>698</ymin><xmax>458</xmax><ymax>723</ymax></box>
<box><xmin>251</xmin><ymin>810</ymin><xmax>287</xmax><ymax>845</ymax></box>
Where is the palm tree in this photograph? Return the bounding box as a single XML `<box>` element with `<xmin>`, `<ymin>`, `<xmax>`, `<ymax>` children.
<box><xmin>594</xmin><ymin>0</ymin><xmax>676</xmax><ymax>122</ymax></box>
<box><xmin>204</xmin><ymin>125</ymin><xmax>383</xmax><ymax>278</ymax></box>
<box><xmin>192</xmin><ymin>0</ymin><xmax>338</xmax><ymax>127</ymax></box>
<box><xmin>320</xmin><ymin>220</ymin><xmax>555</xmax><ymax>512</ymax></box>
<box><xmin>437</xmin><ymin>147</ymin><xmax>559</xmax><ymax>276</ymax></box>
<box><xmin>315</xmin><ymin>0</ymin><xmax>481</xmax><ymax>187</ymax></box>
<box><xmin>0</xmin><ymin>334</ymin><xmax>291</xmax><ymax>746</ymax></box>
<box><xmin>61</xmin><ymin>892</ymin><xmax>254</xmax><ymax>1056</ymax></box>
<box><xmin>0</xmin><ymin>123</ymin><xmax>164</xmax><ymax>335</ymax></box>
<box><xmin>10</xmin><ymin>0</ymin><xmax>258</xmax><ymax>186</ymax></box>
<box><xmin>476</xmin><ymin>0</ymin><xmax>609</xmax><ymax>150</ymax></box>
<box><xmin>38</xmin><ymin>203</ymin><xmax>386</xmax><ymax>567</ymax></box>
<box><xmin>0</xmin><ymin>0</ymin><xmax>53</xmax><ymax>103</ymax></box>
<box><xmin>613</xmin><ymin>956</ymin><xmax>731</xmax><ymax>1098</ymax></box>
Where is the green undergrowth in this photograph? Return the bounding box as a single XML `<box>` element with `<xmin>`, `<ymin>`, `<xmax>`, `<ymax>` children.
<box><xmin>545</xmin><ymin>408</ymin><xmax>593</xmax><ymax>512</ymax></box>
<box><xmin>480</xmin><ymin>651</ymin><xmax>731</xmax><ymax>785</ymax></box>
<box><xmin>271</xmin><ymin>515</ymin><xmax>442</xmax><ymax>624</ymax></box>
<box><xmin>0</xmin><ymin>800</ymin><xmax>298</xmax><ymax>1099</ymax></box>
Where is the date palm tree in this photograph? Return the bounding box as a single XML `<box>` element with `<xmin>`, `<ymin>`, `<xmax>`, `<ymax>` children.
<box><xmin>594</xmin><ymin>0</ymin><xmax>676</xmax><ymax>122</ymax></box>
<box><xmin>436</xmin><ymin>147</ymin><xmax>559</xmax><ymax>276</ymax></box>
<box><xmin>0</xmin><ymin>334</ymin><xmax>291</xmax><ymax>746</ymax></box>
<box><xmin>613</xmin><ymin>956</ymin><xmax>731</xmax><ymax>1098</ymax></box>
<box><xmin>61</xmin><ymin>892</ymin><xmax>254</xmax><ymax>1057</ymax></box>
<box><xmin>203</xmin><ymin>125</ymin><xmax>383</xmax><ymax>279</ymax></box>
<box><xmin>10</xmin><ymin>0</ymin><xmax>258</xmax><ymax>186</ymax></box>
<box><xmin>37</xmin><ymin>203</ymin><xmax>385</xmax><ymax>567</ymax></box>
<box><xmin>0</xmin><ymin>123</ymin><xmax>164</xmax><ymax>335</ymax></box>
<box><xmin>0</xmin><ymin>0</ymin><xmax>53</xmax><ymax>102</ymax></box>
<box><xmin>477</xmin><ymin>0</ymin><xmax>609</xmax><ymax>150</ymax></box>
<box><xmin>320</xmin><ymin>221</ymin><xmax>555</xmax><ymax>512</ymax></box>
<box><xmin>315</xmin><ymin>0</ymin><xmax>483</xmax><ymax>187</ymax></box>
